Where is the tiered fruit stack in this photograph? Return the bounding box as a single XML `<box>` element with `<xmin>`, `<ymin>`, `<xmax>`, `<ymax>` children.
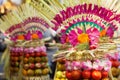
<box><xmin>54</xmin><ymin>58</ymin><xmax>67</xmax><ymax>80</ymax></box>
<box><xmin>10</xmin><ymin>47</ymin><xmax>23</xmax><ymax>75</ymax></box>
<box><xmin>65</xmin><ymin>53</ymin><xmax>111</xmax><ymax>80</ymax></box>
<box><xmin>22</xmin><ymin>46</ymin><xmax>50</xmax><ymax>77</ymax></box>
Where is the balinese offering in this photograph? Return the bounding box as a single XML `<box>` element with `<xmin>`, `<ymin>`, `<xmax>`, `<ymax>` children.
<box><xmin>0</xmin><ymin>4</ymin><xmax>51</xmax><ymax>80</ymax></box>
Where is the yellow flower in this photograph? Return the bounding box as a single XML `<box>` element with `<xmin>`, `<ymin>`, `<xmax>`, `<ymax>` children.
<box><xmin>100</xmin><ymin>30</ymin><xmax>106</xmax><ymax>37</ymax></box>
<box><xmin>32</xmin><ymin>33</ymin><xmax>39</xmax><ymax>39</ymax></box>
<box><xmin>17</xmin><ymin>35</ymin><xmax>25</xmax><ymax>40</ymax></box>
<box><xmin>66</xmin><ymin>36</ymin><xmax>69</xmax><ymax>43</ymax></box>
<box><xmin>77</xmin><ymin>33</ymin><xmax>89</xmax><ymax>43</ymax></box>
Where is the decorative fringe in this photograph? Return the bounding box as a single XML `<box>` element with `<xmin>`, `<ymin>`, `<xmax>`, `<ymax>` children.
<box><xmin>0</xmin><ymin>3</ymin><xmax>51</xmax><ymax>36</ymax></box>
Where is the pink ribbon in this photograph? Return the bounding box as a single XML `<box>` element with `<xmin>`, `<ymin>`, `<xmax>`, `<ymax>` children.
<box><xmin>106</xmin><ymin>52</ymin><xmax>119</xmax><ymax>60</ymax></box>
<box><xmin>103</xmin><ymin>60</ymin><xmax>112</xmax><ymax>71</ymax></box>
<box><xmin>65</xmin><ymin>61</ymin><xmax>72</xmax><ymax>71</ymax></box>
<box><xmin>93</xmin><ymin>59</ymin><xmax>104</xmax><ymax>70</ymax></box>
<box><xmin>81</xmin><ymin>60</ymin><xmax>92</xmax><ymax>70</ymax></box>
<box><xmin>71</xmin><ymin>61</ymin><xmax>81</xmax><ymax>70</ymax></box>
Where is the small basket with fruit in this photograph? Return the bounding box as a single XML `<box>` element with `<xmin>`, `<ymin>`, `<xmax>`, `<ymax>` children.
<box><xmin>53</xmin><ymin>49</ymin><xmax>69</xmax><ymax>80</ymax></box>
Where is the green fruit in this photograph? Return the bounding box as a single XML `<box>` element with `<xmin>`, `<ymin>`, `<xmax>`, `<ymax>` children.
<box><xmin>44</xmin><ymin>57</ymin><xmax>48</xmax><ymax>62</ymax></box>
<box><xmin>41</xmin><ymin>57</ymin><xmax>46</xmax><ymax>62</ymax></box>
<box><xmin>15</xmin><ymin>62</ymin><xmax>19</xmax><ymax>67</ymax></box>
<box><xmin>28</xmin><ymin>57</ymin><xmax>34</xmax><ymax>63</ymax></box>
<box><xmin>111</xmin><ymin>67</ymin><xmax>119</xmax><ymax>77</ymax></box>
<box><xmin>35</xmin><ymin>57</ymin><xmax>41</xmax><ymax>62</ymax></box>
<box><xmin>57</xmin><ymin>63</ymin><xmax>65</xmax><ymax>71</ymax></box>
<box><xmin>35</xmin><ymin>69</ymin><xmax>42</xmax><ymax>75</ymax></box>
<box><xmin>56</xmin><ymin>71</ymin><xmax>63</xmax><ymax>78</ymax></box>
<box><xmin>27</xmin><ymin>69</ymin><xmax>34</xmax><ymax>76</ymax></box>
<box><xmin>42</xmin><ymin>68</ymin><xmax>49</xmax><ymax>75</ymax></box>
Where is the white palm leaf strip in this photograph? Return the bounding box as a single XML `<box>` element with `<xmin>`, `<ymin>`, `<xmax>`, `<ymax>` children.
<box><xmin>110</xmin><ymin>0</ymin><xmax>118</xmax><ymax>10</ymax></box>
<box><xmin>114</xmin><ymin>1</ymin><xmax>120</xmax><ymax>14</ymax></box>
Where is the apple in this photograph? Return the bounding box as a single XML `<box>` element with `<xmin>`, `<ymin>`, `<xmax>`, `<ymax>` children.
<box><xmin>35</xmin><ymin>57</ymin><xmax>41</xmax><ymax>62</ymax></box>
<box><xmin>92</xmin><ymin>70</ymin><xmax>102</xmax><ymax>80</ymax></box>
<box><xmin>90</xmin><ymin>45</ymin><xmax>96</xmax><ymax>50</ymax></box>
<box><xmin>57</xmin><ymin>63</ymin><xmax>65</xmax><ymax>71</ymax></box>
<box><xmin>41</xmin><ymin>57</ymin><xmax>46</xmax><ymax>62</ymax></box>
<box><xmin>25</xmin><ymin>53</ymin><xmax>30</xmax><ymax>58</ymax></box>
<box><xmin>30</xmin><ymin>52</ymin><xmax>35</xmax><ymax>57</ymax></box>
<box><xmin>14</xmin><ymin>53</ymin><xmax>19</xmax><ymax>57</ymax></box>
<box><xmin>113</xmin><ymin>61</ymin><xmax>120</xmax><ymax>68</ymax></box>
<box><xmin>28</xmin><ymin>57</ymin><xmax>34</xmax><ymax>63</ymax></box>
<box><xmin>101</xmin><ymin>71</ymin><xmax>108</xmax><ymax>78</ymax></box>
<box><xmin>27</xmin><ymin>69</ymin><xmax>34</xmax><ymax>76</ymax></box>
<box><xmin>14</xmin><ymin>57</ymin><xmax>19</xmax><ymax>61</ymax></box>
<box><xmin>41</xmin><ymin>62</ymin><xmax>47</xmax><ymax>68</ymax></box>
<box><xmin>111</xmin><ymin>67</ymin><xmax>119</xmax><ymax>77</ymax></box>
<box><xmin>19</xmin><ymin>52</ymin><xmax>23</xmax><ymax>56</ymax></box>
<box><xmin>15</xmin><ymin>62</ymin><xmax>19</xmax><ymax>67</ymax></box>
<box><xmin>82</xmin><ymin>70</ymin><xmax>91</xmax><ymax>79</ymax></box>
<box><xmin>111</xmin><ymin>60</ymin><xmax>120</xmax><ymax>68</ymax></box>
<box><xmin>44</xmin><ymin>57</ymin><xmax>48</xmax><ymax>62</ymax></box>
<box><xmin>41</xmin><ymin>52</ymin><xmax>47</xmax><ymax>56</ymax></box>
<box><xmin>71</xmin><ymin>70</ymin><xmax>81</xmax><ymax>80</ymax></box>
<box><xmin>35</xmin><ymin>63</ymin><xmax>41</xmax><ymax>68</ymax></box>
<box><xmin>56</xmin><ymin>71</ymin><xmax>63</xmax><ymax>78</ymax></box>
<box><xmin>11</xmin><ymin>53</ymin><xmax>15</xmax><ymax>56</ymax></box>
<box><xmin>22</xmin><ymin>69</ymin><xmax>27</xmax><ymax>76</ymax></box>
<box><xmin>66</xmin><ymin>71</ymin><xmax>72</xmax><ymax>79</ymax></box>
<box><xmin>24</xmin><ymin>64</ymin><xmax>29</xmax><ymax>70</ymax></box>
<box><xmin>42</xmin><ymin>68</ymin><xmax>49</xmax><ymax>75</ymax></box>
<box><xmin>35</xmin><ymin>52</ymin><xmax>41</xmax><ymax>57</ymax></box>
<box><xmin>35</xmin><ymin>69</ymin><xmax>42</xmax><ymax>75</ymax></box>
<box><xmin>24</xmin><ymin>57</ymin><xmax>29</xmax><ymax>63</ymax></box>
<box><xmin>29</xmin><ymin>63</ymin><xmax>35</xmax><ymax>69</ymax></box>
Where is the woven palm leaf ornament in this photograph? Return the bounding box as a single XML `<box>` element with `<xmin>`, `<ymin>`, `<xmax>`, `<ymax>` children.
<box><xmin>0</xmin><ymin>3</ymin><xmax>52</xmax><ymax>80</ymax></box>
<box><xmin>31</xmin><ymin>0</ymin><xmax>120</xmax><ymax>49</ymax></box>
<box><xmin>0</xmin><ymin>3</ymin><xmax>51</xmax><ymax>42</ymax></box>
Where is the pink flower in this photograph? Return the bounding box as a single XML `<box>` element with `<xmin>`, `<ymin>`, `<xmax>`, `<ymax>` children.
<box><xmin>61</xmin><ymin>33</ymin><xmax>67</xmax><ymax>44</ymax></box>
<box><xmin>68</xmin><ymin>30</ymin><xmax>78</xmax><ymax>46</ymax></box>
<box><xmin>87</xmin><ymin>28</ymin><xmax>100</xmax><ymax>48</ymax></box>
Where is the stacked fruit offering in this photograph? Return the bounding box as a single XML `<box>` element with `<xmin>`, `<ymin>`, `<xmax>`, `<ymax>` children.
<box><xmin>54</xmin><ymin>58</ymin><xmax>67</xmax><ymax>80</ymax></box>
<box><xmin>22</xmin><ymin>46</ymin><xmax>50</xmax><ymax>77</ymax></box>
<box><xmin>106</xmin><ymin>53</ymin><xmax>120</xmax><ymax>79</ymax></box>
<box><xmin>10</xmin><ymin>47</ymin><xmax>23</xmax><ymax>74</ymax></box>
<box><xmin>65</xmin><ymin>59</ymin><xmax>111</xmax><ymax>80</ymax></box>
